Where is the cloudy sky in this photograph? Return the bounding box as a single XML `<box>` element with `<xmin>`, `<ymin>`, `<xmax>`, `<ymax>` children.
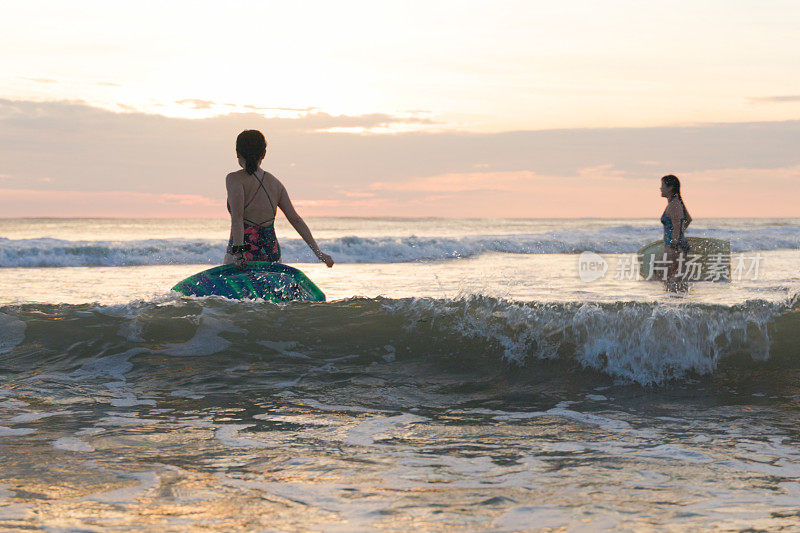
<box><xmin>1</xmin><ymin>0</ymin><xmax>798</xmax><ymax>217</ymax></box>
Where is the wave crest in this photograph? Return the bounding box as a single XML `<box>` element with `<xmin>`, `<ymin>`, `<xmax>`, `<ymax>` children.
<box><xmin>2</xmin><ymin>223</ymin><xmax>799</xmax><ymax>267</ymax></box>
<box><xmin>2</xmin><ymin>295</ymin><xmax>797</xmax><ymax>385</ymax></box>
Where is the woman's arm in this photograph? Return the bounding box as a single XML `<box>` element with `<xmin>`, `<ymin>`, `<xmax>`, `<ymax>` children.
<box><xmin>277</xmin><ymin>184</ymin><xmax>334</xmax><ymax>267</ymax></box>
<box><xmin>226</xmin><ymin>174</ymin><xmax>245</xmax><ymax>245</ymax></box>
<box><xmin>226</xmin><ymin>174</ymin><xmax>246</xmax><ymax>267</ymax></box>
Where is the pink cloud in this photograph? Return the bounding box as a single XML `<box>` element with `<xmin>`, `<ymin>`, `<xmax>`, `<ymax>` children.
<box><xmin>338</xmin><ymin>190</ymin><xmax>376</xmax><ymax>198</ymax></box>
<box><xmin>1</xmin><ymin>167</ymin><xmax>797</xmax><ymax>219</ymax></box>
<box><xmin>0</xmin><ymin>188</ymin><xmax>398</xmax><ymax>218</ymax></box>
<box><xmin>322</xmin><ymin>165</ymin><xmax>800</xmax><ymax>218</ymax></box>
<box><xmin>294</xmin><ymin>197</ymin><xmax>391</xmax><ymax>209</ymax></box>
<box><xmin>3</xmin><ymin>99</ymin><xmax>798</xmax><ymax>218</ymax></box>
<box><xmin>370</xmin><ymin>166</ymin><xmax>631</xmax><ymax>194</ymax></box>
<box><xmin>156</xmin><ymin>193</ymin><xmax>218</xmax><ymax>206</ymax></box>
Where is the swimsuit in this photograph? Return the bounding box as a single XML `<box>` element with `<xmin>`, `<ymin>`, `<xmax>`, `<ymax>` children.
<box><xmin>661</xmin><ymin>202</ymin><xmax>690</xmax><ymax>252</ymax></box>
<box><xmin>227</xmin><ymin>171</ymin><xmax>281</xmax><ymax>262</ymax></box>
<box><xmin>230</xmin><ymin>224</ymin><xmax>280</xmax><ymax>262</ymax></box>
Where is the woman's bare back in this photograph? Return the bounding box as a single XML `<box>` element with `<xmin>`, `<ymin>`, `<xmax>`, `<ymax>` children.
<box><xmin>228</xmin><ymin>169</ymin><xmax>284</xmax><ymax>226</ymax></box>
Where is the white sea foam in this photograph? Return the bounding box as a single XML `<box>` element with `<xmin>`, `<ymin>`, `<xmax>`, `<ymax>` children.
<box><xmin>214</xmin><ymin>424</ymin><xmax>271</xmax><ymax>448</ymax></box>
<box><xmin>180</xmin><ymin>417</ymin><xmax>214</xmax><ymax>428</ymax></box>
<box><xmin>394</xmin><ymin>296</ymin><xmax>781</xmax><ymax>385</ymax></box>
<box><xmin>680</xmin><ymin>483</ymin><xmax>800</xmax><ymax>524</ymax></box>
<box><xmin>161</xmin><ymin>308</ymin><xmax>245</xmax><ymax>357</ymax></box>
<box><xmin>8</xmin><ymin>410</ymin><xmax>70</xmax><ymax>423</ymax></box>
<box><xmin>218</xmin><ymin>474</ymin><xmax>395</xmax><ymax>530</ymax></box>
<box><xmin>0</xmin><ymin>504</ymin><xmax>34</xmax><ymax>520</ymax></box>
<box><xmin>0</xmin><ymin>426</ymin><xmax>35</xmax><ymax>436</ymax></box>
<box><xmin>96</xmin><ymin>414</ymin><xmax>157</xmax><ymax>427</ymax></box>
<box><xmin>253</xmin><ymin>413</ymin><xmax>338</xmax><ymax>426</ymax></box>
<box><xmin>108</xmin><ymin>395</ymin><xmax>156</xmax><ymax>407</ymax></box>
<box><xmin>170</xmin><ymin>389</ymin><xmax>205</xmax><ymax>399</ymax></box>
<box><xmin>638</xmin><ymin>443</ymin><xmax>715</xmax><ymax>464</ymax></box>
<box><xmin>492</xmin><ymin>407</ymin><xmax>642</xmax><ymax>434</ymax></box>
<box><xmin>586</xmin><ymin>394</ymin><xmax>608</xmax><ymax>401</ymax></box>
<box><xmin>300</xmin><ymin>398</ymin><xmax>382</xmax><ymax>414</ymax></box>
<box><xmin>493</xmin><ymin>505</ymin><xmax>622</xmax><ymax>532</ymax></box>
<box><xmin>84</xmin><ymin>471</ymin><xmax>159</xmax><ymax>503</ymax></box>
<box><xmin>344</xmin><ymin>414</ymin><xmax>427</xmax><ymax>446</ymax></box>
<box><xmin>75</xmin><ymin>427</ymin><xmax>104</xmax><ymax>436</ymax></box>
<box><xmin>2</xmin><ymin>223</ymin><xmax>798</xmax><ymax>267</ymax></box>
<box><xmin>544</xmin><ymin>407</ymin><xmax>634</xmax><ymax>431</ymax></box>
<box><xmin>69</xmin><ymin>348</ymin><xmax>150</xmax><ymax>381</ymax></box>
<box><xmin>53</xmin><ymin>436</ymin><xmax>95</xmax><ymax>452</ymax></box>
<box><xmin>257</xmin><ymin>340</ymin><xmax>312</xmax><ymax>360</ymax></box>
<box><xmin>718</xmin><ymin>439</ymin><xmax>800</xmax><ymax>477</ymax></box>
<box><xmin>0</xmin><ymin>399</ymin><xmax>28</xmax><ymax>408</ymax></box>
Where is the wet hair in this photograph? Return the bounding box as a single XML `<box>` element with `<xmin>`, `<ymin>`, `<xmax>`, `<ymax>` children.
<box><xmin>661</xmin><ymin>174</ymin><xmax>691</xmax><ymax>221</ymax></box>
<box><xmin>236</xmin><ymin>130</ymin><xmax>267</xmax><ymax>174</ymax></box>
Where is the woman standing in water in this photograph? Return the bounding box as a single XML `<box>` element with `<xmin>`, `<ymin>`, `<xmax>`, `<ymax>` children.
<box><xmin>224</xmin><ymin>129</ymin><xmax>334</xmax><ymax>269</ymax></box>
<box><xmin>660</xmin><ymin>174</ymin><xmax>691</xmax><ymax>285</ymax></box>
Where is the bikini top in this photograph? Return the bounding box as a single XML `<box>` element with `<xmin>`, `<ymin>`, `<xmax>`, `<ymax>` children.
<box><xmin>227</xmin><ymin>170</ymin><xmax>276</xmax><ymax>227</ymax></box>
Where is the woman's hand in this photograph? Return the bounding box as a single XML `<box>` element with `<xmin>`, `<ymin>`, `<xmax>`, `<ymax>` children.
<box><xmin>317</xmin><ymin>252</ymin><xmax>334</xmax><ymax>268</ymax></box>
<box><xmin>233</xmin><ymin>254</ymin><xmax>248</xmax><ymax>270</ymax></box>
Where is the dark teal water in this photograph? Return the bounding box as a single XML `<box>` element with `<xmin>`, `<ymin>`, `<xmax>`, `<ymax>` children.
<box><xmin>1</xmin><ymin>296</ymin><xmax>799</xmax><ymax>530</ymax></box>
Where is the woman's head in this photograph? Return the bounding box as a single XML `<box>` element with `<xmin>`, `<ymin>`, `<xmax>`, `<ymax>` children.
<box><xmin>236</xmin><ymin>130</ymin><xmax>267</xmax><ymax>174</ymax></box>
<box><xmin>660</xmin><ymin>174</ymin><xmax>681</xmax><ymax>198</ymax></box>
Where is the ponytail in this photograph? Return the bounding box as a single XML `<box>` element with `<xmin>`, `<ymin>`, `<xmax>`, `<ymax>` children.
<box><xmin>678</xmin><ymin>194</ymin><xmax>690</xmax><ymax>223</ymax></box>
<box><xmin>243</xmin><ymin>155</ymin><xmax>258</xmax><ymax>174</ymax></box>
<box><xmin>662</xmin><ymin>174</ymin><xmax>690</xmax><ymax>226</ymax></box>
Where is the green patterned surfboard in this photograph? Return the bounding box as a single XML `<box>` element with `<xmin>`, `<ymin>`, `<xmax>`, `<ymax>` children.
<box><xmin>172</xmin><ymin>262</ymin><xmax>325</xmax><ymax>302</ymax></box>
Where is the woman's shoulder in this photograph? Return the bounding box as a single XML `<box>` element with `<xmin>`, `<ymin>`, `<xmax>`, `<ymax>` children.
<box><xmin>226</xmin><ymin>169</ymin><xmax>248</xmax><ymax>181</ymax></box>
<box><xmin>666</xmin><ymin>197</ymin><xmax>683</xmax><ymax>213</ymax></box>
<box><xmin>262</xmin><ymin>171</ymin><xmax>285</xmax><ymax>189</ymax></box>
<box><xmin>262</xmin><ymin>170</ymin><xmax>280</xmax><ymax>180</ymax></box>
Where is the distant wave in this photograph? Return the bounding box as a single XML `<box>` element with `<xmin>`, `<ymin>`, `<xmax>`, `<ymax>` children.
<box><xmin>1</xmin><ymin>225</ymin><xmax>798</xmax><ymax>267</ymax></box>
<box><xmin>1</xmin><ymin>293</ymin><xmax>798</xmax><ymax>385</ymax></box>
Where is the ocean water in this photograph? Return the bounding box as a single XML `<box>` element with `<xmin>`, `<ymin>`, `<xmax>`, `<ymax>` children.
<box><xmin>1</xmin><ymin>217</ymin><xmax>799</xmax><ymax>531</ymax></box>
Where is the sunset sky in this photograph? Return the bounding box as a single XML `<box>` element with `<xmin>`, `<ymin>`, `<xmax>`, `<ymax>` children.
<box><xmin>1</xmin><ymin>0</ymin><xmax>798</xmax><ymax>217</ymax></box>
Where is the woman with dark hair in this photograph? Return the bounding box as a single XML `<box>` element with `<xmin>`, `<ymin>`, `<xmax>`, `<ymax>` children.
<box><xmin>224</xmin><ymin>129</ymin><xmax>334</xmax><ymax>269</ymax></box>
<box><xmin>660</xmin><ymin>174</ymin><xmax>691</xmax><ymax>283</ymax></box>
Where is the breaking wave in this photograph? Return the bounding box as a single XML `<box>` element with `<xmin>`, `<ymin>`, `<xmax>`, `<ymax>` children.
<box><xmin>1</xmin><ymin>293</ymin><xmax>797</xmax><ymax>386</ymax></box>
<box><xmin>1</xmin><ymin>223</ymin><xmax>799</xmax><ymax>267</ymax></box>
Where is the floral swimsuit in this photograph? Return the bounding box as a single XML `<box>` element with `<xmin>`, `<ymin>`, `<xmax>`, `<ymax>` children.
<box><xmin>227</xmin><ymin>171</ymin><xmax>281</xmax><ymax>262</ymax></box>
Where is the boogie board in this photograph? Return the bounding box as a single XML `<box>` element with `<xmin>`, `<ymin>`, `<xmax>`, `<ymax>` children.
<box><xmin>637</xmin><ymin>237</ymin><xmax>731</xmax><ymax>281</ymax></box>
<box><xmin>172</xmin><ymin>262</ymin><xmax>325</xmax><ymax>302</ymax></box>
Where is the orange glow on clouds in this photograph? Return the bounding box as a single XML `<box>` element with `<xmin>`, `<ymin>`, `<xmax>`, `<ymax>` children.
<box><xmin>347</xmin><ymin>166</ymin><xmax>799</xmax><ymax>218</ymax></box>
<box><xmin>5</xmin><ymin>165</ymin><xmax>794</xmax><ymax>219</ymax></box>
